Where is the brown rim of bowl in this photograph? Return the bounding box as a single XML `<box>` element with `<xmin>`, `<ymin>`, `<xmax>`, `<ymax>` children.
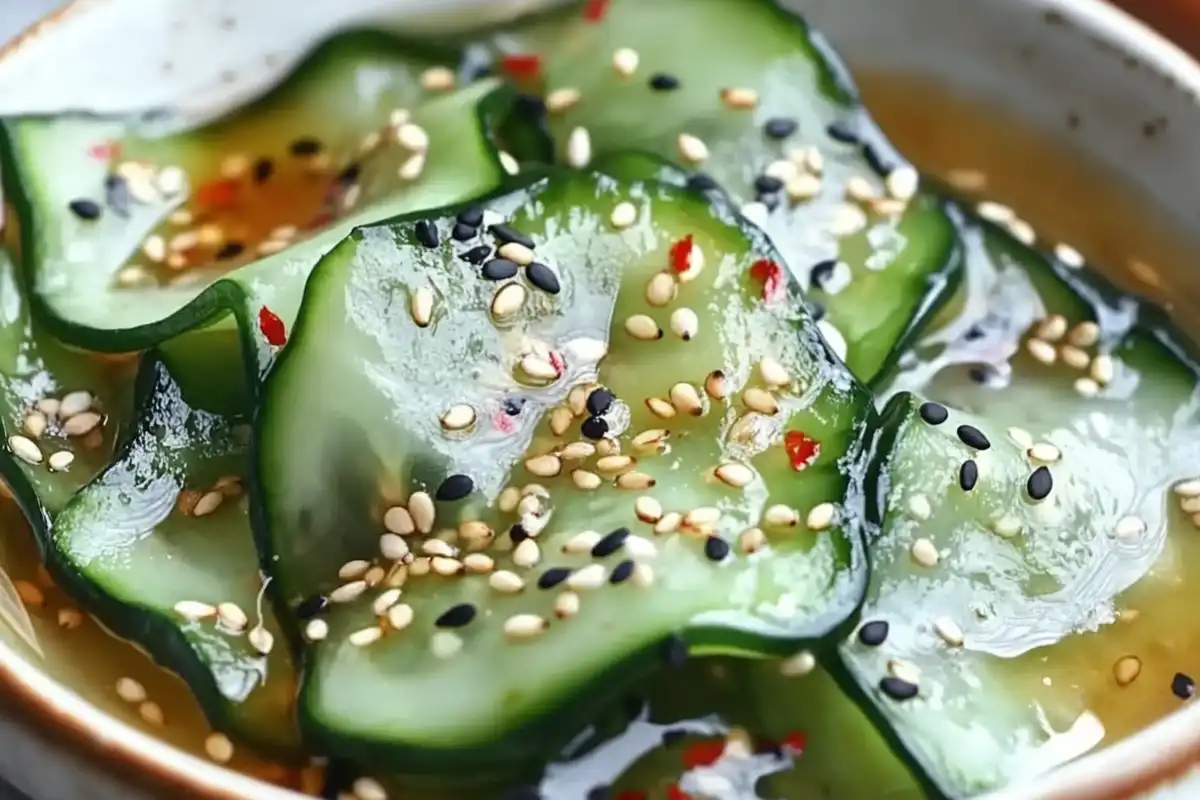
<box><xmin>3</xmin><ymin>0</ymin><xmax>1200</xmax><ymax>798</ymax></box>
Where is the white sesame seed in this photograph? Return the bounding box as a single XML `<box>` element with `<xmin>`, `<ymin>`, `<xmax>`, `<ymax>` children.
<box><xmin>829</xmin><ymin>203</ymin><xmax>868</xmax><ymax>237</ymax></box>
<box><xmin>612</xmin><ymin>47</ymin><xmax>640</xmax><ymax>76</ymax></box>
<box><xmin>742</xmin><ymin>387</ymin><xmax>779</xmax><ymax>416</ymax></box>
<box><xmin>420</xmin><ymin>65</ymin><xmax>456</xmax><ymax>92</ymax></box>
<box><xmin>676</xmin><ymin>133</ymin><xmax>709</xmax><ymax>164</ymax></box>
<box><xmin>338</xmin><ymin>560</ymin><xmax>370</xmax><ymax>581</ymax></box>
<box><xmin>458</xmin><ymin>521</ymin><xmax>493</xmax><ymax>546</ymax></box>
<box><xmin>174</xmin><ymin>600</ymin><xmax>216</xmax><ymax>621</ymax></box>
<box><xmin>411</xmin><ymin>287</ymin><xmax>434</xmax><ymax>328</ymax></box>
<box><xmin>631</xmin><ymin>429</ymin><xmax>669</xmax><ymax>452</ymax></box>
<box><xmin>398</xmin><ymin>152</ymin><xmax>427</xmax><ymax>182</ymax></box>
<box><xmin>408</xmin><ymin>492</ymin><xmax>435</xmax><ymax>534</ymax></box>
<box><xmin>368</xmin><ymin>589</ymin><xmax>401</xmax><ymax>617</ymax></box>
<box><xmin>558</xmin><ymin>442</ymin><xmax>596</xmax><ymax>461</ymax></box>
<box><xmin>740</xmin><ymin>201</ymin><xmax>770</xmax><ymax>228</ymax></box>
<box><xmin>817</xmin><ymin>319</ymin><xmax>848</xmax><ymax>361</ymax></box>
<box><xmin>570</xmin><ymin>470</ymin><xmax>602</xmax><ymax>491</ymax></box>
<box><xmin>21</xmin><ymin>412</ymin><xmax>46</xmax><ymax>439</ymax></box>
<box><xmin>764</xmin><ymin>159</ymin><xmax>799</xmax><ymax>182</ymax></box>
<box><xmin>1007</xmin><ymin>427</ymin><xmax>1034</xmax><ymax>449</ymax></box>
<box><xmin>522</xmin><ymin>354</ymin><xmax>561</xmax><ymax>382</ymax></box>
<box><xmin>204</xmin><ymin>733</ymin><xmax>234</xmax><ymax>764</ymax></box>
<box><xmin>304</xmin><ymin>619</ymin><xmax>328</xmax><ymax>642</ymax></box>
<box><xmin>546</xmin><ymin>87</ymin><xmax>582</xmax><ymax>114</ymax></box>
<box><xmin>1090</xmin><ymin>354</ymin><xmax>1115</xmax><ymax>386</ymax></box>
<box><xmin>643</xmin><ymin>397</ymin><xmax>677</xmax><ymax>421</ymax></box>
<box><xmin>683</xmin><ymin>506</ymin><xmax>721</xmax><ymax>530</ymax></box>
<box><xmin>635</xmin><ymin>496</ymin><xmax>664</xmax><ymax>523</ymax></box>
<box><xmin>887</xmin><ymin>658</ymin><xmax>922</xmax><ymax>685</ymax></box>
<box><xmin>349</xmin><ymin>627</ymin><xmax>383</xmax><ymax>647</ymax></box>
<box><xmin>141</xmin><ymin>235</ymin><xmax>167</xmax><ymax>263</ymax></box>
<box><xmin>116</xmin><ymin>677</ymin><xmax>147</xmax><ymax>704</ymax></box>
<box><xmin>1182</xmin><ymin>497</ymin><xmax>1200</xmax><ymax>514</ymax></box>
<box><xmin>714</xmin><ymin>463</ymin><xmax>755</xmax><ymax>489</ymax></box>
<box><xmin>566</xmin><ymin>126</ymin><xmax>592</xmax><ymax>169</ymax></box>
<box><xmin>616</xmin><ymin>471</ymin><xmax>656</xmax><ymax>490</ymax></box>
<box><xmin>364</xmin><ymin>565</ymin><xmax>385</xmax><ymax>586</ymax></box>
<box><xmin>490</xmin><ymin>283</ymin><xmax>529</xmax><ymax>322</ymax></box>
<box><xmin>486</xmin><ymin>571</ymin><xmax>524</xmax><ymax>596</ymax></box>
<box><xmin>665</xmin><ymin>383</ymin><xmax>701</xmax><ymax>416</ymax></box>
<box><xmin>759</xmin><ymin>357</ymin><xmax>791</xmax><ymax>387</ymax></box>
<box><xmin>329</xmin><ymin>581</ymin><xmax>368</xmax><ymax>604</ymax></box>
<box><xmin>1026</xmin><ymin>338</ymin><xmax>1057</xmax><ymax>365</ymax></box>
<box><xmin>189</xmin><ymin>490</ymin><xmax>223</xmax><ymax>518</ymax></box>
<box><xmin>608</xmin><ymin>201</ymin><xmax>638</xmax><ymax>230</ymax></box>
<box><xmin>843</xmin><ymin>175</ymin><xmax>878</xmax><ymax>204</ymax></box>
<box><xmin>512</xmin><ymin>538</ymin><xmax>541</xmax><ymax>569</ymax></box>
<box><xmin>1009</xmin><ymin>218</ymin><xmax>1036</xmax><ymax>245</ymax></box>
<box><xmin>397</xmin><ymin>123</ymin><xmax>430</xmax><ymax>152</ymax></box>
<box><xmin>739</xmin><ymin>527</ymin><xmax>766</xmax><ymax>554</ymax></box>
<box><xmin>502</xmin><ymin>614</ymin><xmax>547</xmax><ymax>641</ymax></box>
<box><xmin>1060</xmin><ymin>345</ymin><xmax>1090</xmax><ymax>370</ymax></box>
<box><xmin>625</xmin><ymin>314</ymin><xmax>662</xmax><ymax>341</ymax></box>
<box><xmin>1174</xmin><ymin>479</ymin><xmax>1200</xmax><ymax>498</ymax></box>
<box><xmin>779</xmin><ymin>650</ymin><xmax>816</xmax><ymax>678</ymax></box>
<box><xmin>977</xmin><ymin>201</ymin><xmax>1015</xmax><ymax>224</ymax></box>
<box><xmin>786</xmin><ymin>173</ymin><xmax>822</xmax><ymax>202</ymax></box>
<box><xmin>216</xmin><ymin>602</ymin><xmax>248</xmax><ymax>631</ymax></box>
<box><xmin>35</xmin><ymin>398</ymin><xmax>59</xmax><ymax>416</ymax></box>
<box><xmin>806</xmin><ymin>503</ymin><xmax>836</xmax><ymax>531</ymax></box>
<box><xmin>421</xmin><ymin>539</ymin><xmax>456</xmax><ymax>559</ymax></box>
<box><xmin>499</xmin><ymin>150</ymin><xmax>520</xmax><ymax>176</ymax></box>
<box><xmin>1068</xmin><ymin>321</ymin><xmax>1100</xmax><ymax>348</ymax></box>
<box><xmin>632</xmin><ymin>562</ymin><xmax>655</xmax><ymax>588</ymax></box>
<box><xmin>1036</xmin><ymin>315</ymin><xmax>1068</xmax><ymax>342</ymax></box>
<box><xmin>674</xmin><ymin>239</ymin><xmax>704</xmax><ymax>282</ymax></box>
<box><xmin>554</xmin><ymin>591</ymin><xmax>581</xmax><ymax>619</ymax></box>
<box><xmin>440</xmin><ymin>404</ymin><xmax>476</xmax><ymax>432</ymax></box>
<box><xmin>625</xmin><ymin>535</ymin><xmax>658</xmax><ymax>560</ymax></box>
<box><xmin>991</xmin><ymin>514</ymin><xmax>1022</xmax><ymax>538</ymax></box>
<box><xmin>497</xmin><ymin>487</ymin><xmax>522</xmax><ymax>514</ymax></box>
<box><xmin>1074</xmin><ymin>377</ymin><xmax>1100</xmax><ymax>397</ymax></box>
<box><xmin>431</xmin><ymin>631</ymin><xmax>463</xmax><ymax>659</ymax></box>
<box><xmin>353</xmin><ymin>777</ymin><xmax>389</xmax><ymax>800</ymax></box>
<box><xmin>910</xmin><ymin>538</ymin><xmax>939</xmax><ymax>567</ymax></box>
<box><xmin>59</xmin><ymin>390</ymin><xmax>94</xmax><ymax>418</ymax></box>
<box><xmin>498</xmin><ymin>241</ymin><xmax>535</xmax><ymax>266</ymax></box>
<box><xmin>460</xmin><ymin>553</ymin><xmax>493</xmax><ymax>574</ymax></box>
<box><xmin>1054</xmin><ymin>243</ymin><xmax>1084</xmax><ymax>268</ymax></box>
<box><xmin>61</xmin><ymin>410</ymin><xmax>103</xmax><ymax>437</ymax></box>
<box><xmin>933</xmin><ymin>616</ymin><xmax>964</xmax><ymax>647</ymax></box>
<box><xmin>383</xmin><ymin>507</ymin><xmax>415</xmax><ymax>537</ymax></box>
<box><xmin>57</xmin><ymin>608</ymin><xmax>83</xmax><ymax>629</ymax></box>
<box><xmin>764</xmin><ymin>505</ymin><xmax>798</xmax><ymax>527</ymax></box>
<box><xmin>720</xmin><ymin>87</ymin><xmax>759</xmax><ymax>109</ymax></box>
<box><xmin>248</xmin><ymin>625</ymin><xmax>274</xmax><ymax>655</ymax></box>
<box><xmin>645</xmin><ymin>272</ymin><xmax>677</xmax><ymax>307</ymax></box>
<box><xmin>1115</xmin><ymin>515</ymin><xmax>1147</xmax><ymax>540</ymax></box>
<box><xmin>138</xmin><ymin>701</ymin><xmax>164</xmax><ymax>727</ymax></box>
<box><xmin>568</xmin><ymin>564</ymin><xmax>607</xmax><ymax>591</ymax></box>
<box><xmin>525</xmin><ymin>454</ymin><xmax>562</xmax><ymax>478</ymax></box>
<box><xmin>48</xmin><ymin>451</ymin><xmax>75</xmax><ymax>472</ymax></box>
<box><xmin>7</xmin><ymin>434</ymin><xmax>42</xmax><ymax>465</ymax></box>
<box><xmin>907</xmin><ymin>494</ymin><xmax>932</xmax><ymax>520</ymax></box>
<box><xmin>1028</xmin><ymin>442</ymin><xmax>1061</xmax><ymax>463</ymax></box>
<box><xmin>885</xmin><ymin>166</ymin><xmax>919</xmax><ymax>201</ymax></box>
<box><xmin>655</xmin><ymin>512</ymin><xmax>683</xmax><ymax>535</ymax></box>
<box><xmin>669</xmin><ymin>308</ymin><xmax>699</xmax><ymax>341</ymax></box>
<box><xmin>155</xmin><ymin>165</ymin><xmax>186</xmax><ymax>196</ymax></box>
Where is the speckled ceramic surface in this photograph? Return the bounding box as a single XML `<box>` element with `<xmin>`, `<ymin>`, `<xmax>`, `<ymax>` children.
<box><xmin>1</xmin><ymin>1</ymin><xmax>1199</xmax><ymax>798</ymax></box>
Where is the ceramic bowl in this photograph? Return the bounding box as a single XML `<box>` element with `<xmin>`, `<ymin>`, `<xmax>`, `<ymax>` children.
<box><xmin>0</xmin><ymin>0</ymin><xmax>1199</xmax><ymax>797</ymax></box>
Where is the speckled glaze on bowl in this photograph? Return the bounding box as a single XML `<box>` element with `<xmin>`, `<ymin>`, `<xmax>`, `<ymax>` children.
<box><xmin>0</xmin><ymin>0</ymin><xmax>1199</xmax><ymax>797</ymax></box>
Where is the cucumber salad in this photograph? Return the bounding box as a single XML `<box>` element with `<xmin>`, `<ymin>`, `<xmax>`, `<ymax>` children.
<box><xmin>0</xmin><ymin>2</ymin><xmax>1196</xmax><ymax>798</ymax></box>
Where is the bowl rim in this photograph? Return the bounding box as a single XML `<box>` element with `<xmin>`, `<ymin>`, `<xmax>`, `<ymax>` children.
<box><xmin>4</xmin><ymin>0</ymin><xmax>1200</xmax><ymax>798</ymax></box>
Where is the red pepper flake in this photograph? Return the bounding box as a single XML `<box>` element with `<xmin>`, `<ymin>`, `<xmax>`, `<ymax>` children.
<box><xmin>258</xmin><ymin>306</ymin><xmax>287</xmax><ymax>346</ymax></box>
<box><xmin>666</xmin><ymin>786</ymin><xmax>694</xmax><ymax>800</ymax></box>
<box><xmin>501</xmin><ymin>53</ymin><xmax>542</xmax><ymax>79</ymax></box>
<box><xmin>548</xmin><ymin>350</ymin><xmax>566</xmax><ymax>377</ymax></box>
<box><xmin>783</xmin><ymin>730</ymin><xmax>808</xmax><ymax>753</ymax></box>
<box><xmin>87</xmin><ymin>141</ymin><xmax>120</xmax><ymax>161</ymax></box>
<box><xmin>749</xmin><ymin>258</ymin><xmax>785</xmax><ymax>304</ymax></box>
<box><xmin>784</xmin><ymin>431</ymin><xmax>821</xmax><ymax>471</ymax></box>
<box><xmin>195</xmin><ymin>178</ymin><xmax>240</xmax><ymax>208</ymax></box>
<box><xmin>681</xmin><ymin>740</ymin><xmax>725</xmax><ymax>770</ymax></box>
<box><xmin>669</xmin><ymin>235</ymin><xmax>695</xmax><ymax>274</ymax></box>
<box><xmin>492</xmin><ymin>410</ymin><xmax>516</xmax><ymax>435</ymax></box>
<box><xmin>582</xmin><ymin>0</ymin><xmax>610</xmax><ymax>22</ymax></box>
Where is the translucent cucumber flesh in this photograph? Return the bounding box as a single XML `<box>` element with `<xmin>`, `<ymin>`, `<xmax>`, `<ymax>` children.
<box><xmin>4</xmin><ymin>33</ymin><xmax>504</xmax><ymax>347</ymax></box>
<box><xmin>492</xmin><ymin>0</ymin><xmax>958</xmax><ymax>382</ymax></box>
<box><xmin>52</xmin><ymin>357</ymin><xmax>298</xmax><ymax>751</ymax></box>
<box><xmin>258</xmin><ymin>172</ymin><xmax>868</xmax><ymax>761</ymax></box>
<box><xmin>849</xmin><ymin>219</ymin><xmax>1200</xmax><ymax>795</ymax></box>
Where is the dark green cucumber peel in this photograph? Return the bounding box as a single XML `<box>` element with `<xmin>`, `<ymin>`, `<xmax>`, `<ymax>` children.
<box><xmin>835</xmin><ymin>214</ymin><xmax>1200</xmax><ymax>797</ymax></box>
<box><xmin>0</xmin><ymin>31</ymin><xmax>510</xmax><ymax>375</ymax></box>
<box><xmin>48</xmin><ymin>351</ymin><xmax>300</xmax><ymax>754</ymax></box>
<box><xmin>253</xmin><ymin>168</ymin><xmax>871</xmax><ymax>775</ymax></box>
<box><xmin>484</xmin><ymin>0</ymin><xmax>961</xmax><ymax>384</ymax></box>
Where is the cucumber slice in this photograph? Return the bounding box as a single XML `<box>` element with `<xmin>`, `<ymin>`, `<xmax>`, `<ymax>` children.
<box><xmin>50</xmin><ymin>352</ymin><xmax>300</xmax><ymax>754</ymax></box>
<box><xmin>0</xmin><ymin>32</ymin><xmax>509</xmax><ymax>371</ymax></box>
<box><xmin>255</xmin><ymin>169</ymin><xmax>871</xmax><ymax>775</ymax></box>
<box><xmin>486</xmin><ymin>0</ymin><xmax>960</xmax><ymax>383</ymax></box>
<box><xmin>840</xmin><ymin>215</ymin><xmax>1200</xmax><ymax>796</ymax></box>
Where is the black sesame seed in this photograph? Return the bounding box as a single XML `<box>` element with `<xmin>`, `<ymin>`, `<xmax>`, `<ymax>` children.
<box><xmin>289</xmin><ymin>137</ymin><xmax>323</xmax><ymax>156</ymax></box>
<box><xmin>586</xmin><ymin>786</ymin><xmax>612</xmax><ymax>800</ymax></box>
<box><xmin>809</xmin><ymin>259</ymin><xmax>837</xmax><ymax>289</ymax></box>
<box><xmin>538</xmin><ymin>567</ymin><xmax>572</xmax><ymax>590</ymax></box>
<box><xmin>760</xmin><ymin>192</ymin><xmax>781</xmax><ymax>212</ymax></box>
<box><xmin>502</xmin><ymin>396</ymin><xmax>526</xmax><ymax>416</ymax></box>
<box><xmin>918</xmin><ymin>402</ymin><xmax>948</xmax><ymax>425</ymax></box>
<box><xmin>661</xmin><ymin>728</ymin><xmax>688</xmax><ymax>745</ymax></box>
<box><xmin>436</xmin><ymin>474</ymin><xmax>474</xmax><ymax>501</ymax></box>
<box><xmin>451</xmin><ymin>222</ymin><xmax>477</xmax><ymax>242</ymax></box>
<box><xmin>964</xmin><ymin>325</ymin><xmax>987</xmax><ymax>342</ymax></box>
<box><xmin>337</xmin><ymin>163</ymin><xmax>361</xmax><ymax>186</ymax></box>
<box><xmin>215</xmin><ymin>242</ymin><xmax>245</xmax><ymax>260</ymax></box>
<box><xmin>648</xmin><ymin>73</ymin><xmax>680</xmax><ymax>91</ymax></box>
<box><xmin>663</xmin><ymin>634</ymin><xmax>688</xmax><ymax>669</ymax></box>
<box><xmin>1027</xmin><ymin>466</ymin><xmax>1053</xmax><ymax>501</ymax></box>
<box><xmin>826</xmin><ymin>121</ymin><xmax>859</xmax><ymax>144</ymax></box>
<box><xmin>879</xmin><ymin>676</ymin><xmax>919</xmax><ymax>701</ymax></box>
<box><xmin>253</xmin><ymin>157</ymin><xmax>274</xmax><ymax>183</ymax></box>
<box><xmin>1172</xmin><ymin>672</ymin><xmax>1195</xmax><ymax>699</ymax></box>
<box><xmin>959</xmin><ymin>459</ymin><xmax>979</xmax><ymax>492</ymax></box>
<box><xmin>592</xmin><ymin>527</ymin><xmax>630</xmax><ymax>558</ymax></box>
<box><xmin>858</xmin><ymin>620</ymin><xmax>889</xmax><ymax>646</ymax></box>
<box><xmin>526</xmin><ymin>262</ymin><xmax>561</xmax><ymax>295</ymax></box>
<box><xmin>754</xmin><ymin>174</ymin><xmax>784</xmax><ymax>194</ymax></box>
<box><xmin>435</xmin><ymin>603</ymin><xmax>476</xmax><ymax>628</ymax></box>
<box><xmin>104</xmin><ymin>174</ymin><xmax>132</xmax><ymax>218</ymax></box>
<box><xmin>509</xmin><ymin>524</ymin><xmax>529</xmax><ymax>544</ymax></box>
<box><xmin>414</xmin><ymin>219</ymin><xmax>439</xmax><ymax>249</ymax></box>
<box><xmin>687</xmin><ymin>172</ymin><xmax>718</xmax><ymax>192</ymax></box>
<box><xmin>461</xmin><ymin>245</ymin><xmax>492</xmax><ymax>265</ymax></box>
<box><xmin>67</xmin><ymin>198</ymin><xmax>102</xmax><ymax>221</ymax></box>
<box><xmin>295</xmin><ymin>594</ymin><xmax>328</xmax><ymax>619</ymax></box>
<box><xmin>456</xmin><ymin>206</ymin><xmax>484</xmax><ymax>227</ymax></box>
<box><xmin>863</xmin><ymin>144</ymin><xmax>893</xmax><ymax>176</ymax></box>
<box><xmin>513</xmin><ymin>93</ymin><xmax>548</xmax><ymax>121</ymax></box>
<box><xmin>581</xmin><ymin>416</ymin><xmax>609</xmax><ymax>440</ymax></box>
<box><xmin>489</xmin><ymin>223</ymin><xmax>535</xmax><ymax>249</ymax></box>
<box><xmin>704</xmin><ymin>535</ymin><xmax>730</xmax><ymax>562</ymax></box>
<box><xmin>764</xmin><ymin>117</ymin><xmax>799</xmax><ymax>139</ymax></box>
<box><xmin>956</xmin><ymin>424</ymin><xmax>991</xmax><ymax>450</ymax></box>
<box><xmin>482</xmin><ymin>258</ymin><xmax>519</xmax><ymax>281</ymax></box>
<box><xmin>609</xmin><ymin>559</ymin><xmax>635</xmax><ymax>584</ymax></box>
<box><xmin>968</xmin><ymin>365</ymin><xmax>994</xmax><ymax>385</ymax></box>
<box><xmin>586</xmin><ymin>388</ymin><xmax>614</xmax><ymax>417</ymax></box>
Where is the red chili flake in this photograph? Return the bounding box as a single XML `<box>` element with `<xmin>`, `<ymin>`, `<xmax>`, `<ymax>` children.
<box><xmin>783</xmin><ymin>731</ymin><xmax>808</xmax><ymax>753</ymax></box>
<box><xmin>258</xmin><ymin>306</ymin><xmax>287</xmax><ymax>346</ymax></box>
<box><xmin>666</xmin><ymin>786</ymin><xmax>695</xmax><ymax>800</ymax></box>
<box><xmin>784</xmin><ymin>431</ymin><xmax>821</xmax><ymax>471</ymax></box>
<box><xmin>749</xmin><ymin>258</ymin><xmax>785</xmax><ymax>303</ymax></box>
<box><xmin>501</xmin><ymin>53</ymin><xmax>542</xmax><ymax>79</ymax></box>
<box><xmin>195</xmin><ymin>178</ymin><xmax>240</xmax><ymax>208</ymax></box>
<box><xmin>87</xmin><ymin>141</ymin><xmax>120</xmax><ymax>161</ymax></box>
<box><xmin>669</xmin><ymin>235</ymin><xmax>695</xmax><ymax>274</ymax></box>
<box><xmin>681</xmin><ymin>740</ymin><xmax>725</xmax><ymax>769</ymax></box>
<box><xmin>582</xmin><ymin>0</ymin><xmax>610</xmax><ymax>22</ymax></box>
<box><xmin>492</xmin><ymin>410</ymin><xmax>516</xmax><ymax>435</ymax></box>
<box><xmin>548</xmin><ymin>350</ymin><xmax>566</xmax><ymax>377</ymax></box>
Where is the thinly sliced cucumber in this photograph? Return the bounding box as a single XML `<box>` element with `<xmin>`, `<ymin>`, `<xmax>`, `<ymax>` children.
<box><xmin>255</xmin><ymin>169</ymin><xmax>871</xmax><ymax>775</ymax></box>
<box><xmin>0</xmin><ymin>32</ymin><xmax>508</xmax><ymax>375</ymax></box>
<box><xmin>50</xmin><ymin>352</ymin><xmax>299</xmax><ymax>754</ymax></box>
<box><xmin>840</xmin><ymin>214</ymin><xmax>1200</xmax><ymax>797</ymax></box>
<box><xmin>485</xmin><ymin>0</ymin><xmax>960</xmax><ymax>383</ymax></box>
